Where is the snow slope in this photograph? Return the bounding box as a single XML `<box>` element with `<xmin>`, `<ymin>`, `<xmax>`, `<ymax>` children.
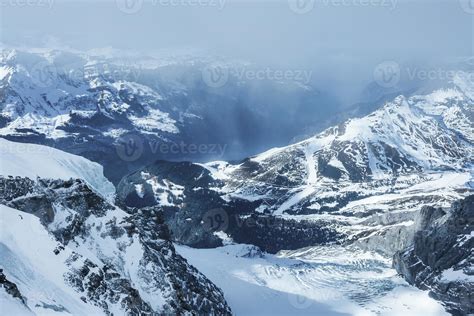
<box><xmin>0</xmin><ymin>138</ymin><xmax>115</xmax><ymax>200</ymax></box>
<box><xmin>0</xmin><ymin>291</ymin><xmax>35</xmax><ymax>316</ymax></box>
<box><xmin>176</xmin><ymin>244</ymin><xmax>448</xmax><ymax>316</ymax></box>
<box><xmin>0</xmin><ymin>204</ymin><xmax>105</xmax><ymax>316</ymax></box>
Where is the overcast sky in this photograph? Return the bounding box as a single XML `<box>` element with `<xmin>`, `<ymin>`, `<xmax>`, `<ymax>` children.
<box><xmin>1</xmin><ymin>0</ymin><xmax>472</xmax><ymax>101</ymax></box>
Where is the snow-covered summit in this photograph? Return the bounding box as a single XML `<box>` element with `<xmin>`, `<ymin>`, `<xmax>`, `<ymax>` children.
<box><xmin>252</xmin><ymin>80</ymin><xmax>473</xmax><ymax>181</ymax></box>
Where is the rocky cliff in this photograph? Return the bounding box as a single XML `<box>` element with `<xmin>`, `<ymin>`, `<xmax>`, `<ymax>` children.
<box><xmin>0</xmin><ymin>175</ymin><xmax>232</xmax><ymax>315</ymax></box>
<box><xmin>393</xmin><ymin>196</ymin><xmax>474</xmax><ymax>315</ymax></box>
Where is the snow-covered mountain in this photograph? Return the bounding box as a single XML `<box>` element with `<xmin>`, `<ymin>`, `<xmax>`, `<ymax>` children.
<box><xmin>116</xmin><ymin>77</ymin><xmax>473</xmax><ymax>313</ymax></box>
<box><xmin>1</xmin><ymin>47</ymin><xmax>473</xmax><ymax>315</ymax></box>
<box><xmin>0</xmin><ymin>49</ymin><xmax>179</xmax><ymax>134</ymax></box>
<box><xmin>0</xmin><ymin>49</ymin><xmax>185</xmax><ymax>184</ymax></box>
<box><xmin>0</xmin><ymin>130</ymin><xmax>455</xmax><ymax>316</ymax></box>
<box><xmin>0</xmin><ymin>48</ymin><xmax>344</xmax><ymax>183</ymax></box>
<box><xmin>118</xmin><ymin>75</ymin><xmax>473</xmax><ymax>251</ymax></box>
<box><xmin>0</xmin><ymin>139</ymin><xmax>231</xmax><ymax>315</ymax></box>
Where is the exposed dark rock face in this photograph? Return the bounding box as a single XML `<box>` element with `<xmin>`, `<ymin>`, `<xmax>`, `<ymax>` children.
<box><xmin>350</xmin><ymin>203</ymin><xmax>430</xmax><ymax>256</ymax></box>
<box><xmin>1</xmin><ymin>268</ymin><xmax>28</xmax><ymax>307</ymax></box>
<box><xmin>0</xmin><ymin>176</ymin><xmax>114</xmax><ymax>244</ymax></box>
<box><xmin>125</xmin><ymin>207</ymin><xmax>232</xmax><ymax>315</ymax></box>
<box><xmin>63</xmin><ymin>255</ymin><xmax>154</xmax><ymax>316</ymax></box>
<box><xmin>0</xmin><ymin>176</ymin><xmax>232</xmax><ymax>315</ymax></box>
<box><xmin>228</xmin><ymin>214</ymin><xmax>343</xmax><ymax>254</ymax></box>
<box><xmin>393</xmin><ymin>196</ymin><xmax>474</xmax><ymax>315</ymax></box>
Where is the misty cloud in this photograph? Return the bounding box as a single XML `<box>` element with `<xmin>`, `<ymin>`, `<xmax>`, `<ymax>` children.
<box><xmin>1</xmin><ymin>0</ymin><xmax>472</xmax><ymax>103</ymax></box>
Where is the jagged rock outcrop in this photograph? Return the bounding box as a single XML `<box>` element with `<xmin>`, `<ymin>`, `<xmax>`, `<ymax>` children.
<box><xmin>393</xmin><ymin>196</ymin><xmax>474</xmax><ymax>315</ymax></box>
<box><xmin>0</xmin><ymin>175</ymin><xmax>232</xmax><ymax>315</ymax></box>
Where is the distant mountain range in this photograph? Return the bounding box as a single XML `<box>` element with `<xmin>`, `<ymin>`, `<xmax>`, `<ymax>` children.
<box><xmin>0</xmin><ymin>48</ymin><xmax>352</xmax><ymax>183</ymax></box>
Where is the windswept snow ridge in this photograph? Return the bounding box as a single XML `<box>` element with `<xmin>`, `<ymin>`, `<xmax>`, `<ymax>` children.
<box><xmin>0</xmin><ymin>138</ymin><xmax>115</xmax><ymax>200</ymax></box>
